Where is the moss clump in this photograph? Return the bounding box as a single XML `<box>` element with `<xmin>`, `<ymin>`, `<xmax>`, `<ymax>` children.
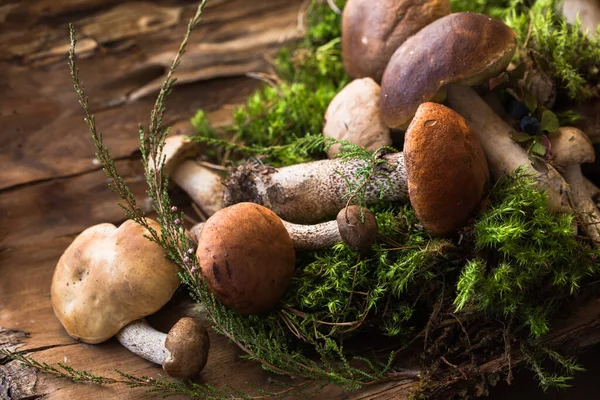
<box><xmin>455</xmin><ymin>170</ymin><xmax>600</xmax><ymax>337</ymax></box>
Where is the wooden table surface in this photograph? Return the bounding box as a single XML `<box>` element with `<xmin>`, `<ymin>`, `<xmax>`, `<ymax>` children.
<box><xmin>1</xmin><ymin>1</ymin><xmax>600</xmax><ymax>399</ymax></box>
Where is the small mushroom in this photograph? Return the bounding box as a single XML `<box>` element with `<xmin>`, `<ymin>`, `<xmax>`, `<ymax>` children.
<box><xmin>190</xmin><ymin>205</ymin><xmax>379</xmax><ymax>252</ymax></box>
<box><xmin>51</xmin><ymin>219</ymin><xmax>210</xmax><ymax>379</ymax></box>
<box><xmin>336</xmin><ymin>205</ymin><xmax>378</xmax><ymax>251</ymax></box>
<box><xmin>342</xmin><ymin>0</ymin><xmax>451</xmax><ymax>82</ymax></box>
<box><xmin>562</xmin><ymin>0</ymin><xmax>600</xmax><ymax>38</ymax></box>
<box><xmin>380</xmin><ymin>12</ymin><xmax>517</xmax><ymax>128</ymax></box>
<box><xmin>196</xmin><ymin>203</ymin><xmax>296</xmax><ymax>315</ymax></box>
<box><xmin>156</xmin><ymin>135</ymin><xmax>223</xmax><ymax>217</ymax></box>
<box><xmin>404</xmin><ymin>102</ymin><xmax>490</xmax><ymax>236</ymax></box>
<box><xmin>549</xmin><ymin>127</ymin><xmax>600</xmax><ymax>243</ymax></box>
<box><xmin>323</xmin><ymin>78</ymin><xmax>392</xmax><ymax>158</ymax></box>
<box><xmin>115</xmin><ymin>317</ymin><xmax>209</xmax><ymax>380</ymax></box>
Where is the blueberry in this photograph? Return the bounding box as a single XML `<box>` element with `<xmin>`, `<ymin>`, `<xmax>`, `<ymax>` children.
<box><xmin>520</xmin><ymin>115</ymin><xmax>540</xmax><ymax>135</ymax></box>
<box><xmin>507</xmin><ymin>99</ymin><xmax>529</xmax><ymax>120</ymax></box>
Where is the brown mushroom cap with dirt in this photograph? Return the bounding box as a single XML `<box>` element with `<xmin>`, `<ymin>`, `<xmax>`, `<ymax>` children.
<box><xmin>196</xmin><ymin>202</ymin><xmax>296</xmax><ymax>315</ymax></box>
<box><xmin>342</xmin><ymin>0</ymin><xmax>451</xmax><ymax>82</ymax></box>
<box><xmin>404</xmin><ymin>102</ymin><xmax>490</xmax><ymax>236</ymax></box>
<box><xmin>51</xmin><ymin>219</ymin><xmax>210</xmax><ymax>379</ymax></box>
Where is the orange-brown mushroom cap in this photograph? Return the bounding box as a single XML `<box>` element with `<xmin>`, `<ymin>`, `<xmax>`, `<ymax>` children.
<box><xmin>380</xmin><ymin>12</ymin><xmax>517</xmax><ymax>128</ymax></box>
<box><xmin>51</xmin><ymin>219</ymin><xmax>181</xmax><ymax>344</ymax></box>
<box><xmin>196</xmin><ymin>203</ymin><xmax>296</xmax><ymax>315</ymax></box>
<box><xmin>342</xmin><ymin>0</ymin><xmax>451</xmax><ymax>82</ymax></box>
<box><xmin>404</xmin><ymin>102</ymin><xmax>490</xmax><ymax>236</ymax></box>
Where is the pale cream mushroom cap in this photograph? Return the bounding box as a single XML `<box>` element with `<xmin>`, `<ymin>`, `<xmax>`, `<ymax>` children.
<box><xmin>51</xmin><ymin>219</ymin><xmax>181</xmax><ymax>344</ymax></box>
<box><xmin>549</xmin><ymin>126</ymin><xmax>595</xmax><ymax>167</ymax></box>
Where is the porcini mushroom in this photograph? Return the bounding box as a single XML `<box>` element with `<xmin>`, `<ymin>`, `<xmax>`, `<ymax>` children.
<box><xmin>342</xmin><ymin>0</ymin><xmax>451</xmax><ymax>82</ymax></box>
<box><xmin>115</xmin><ymin>317</ymin><xmax>209</xmax><ymax>380</ymax></box>
<box><xmin>190</xmin><ymin>205</ymin><xmax>379</xmax><ymax>252</ymax></box>
<box><xmin>196</xmin><ymin>202</ymin><xmax>296</xmax><ymax>315</ymax></box>
<box><xmin>562</xmin><ymin>0</ymin><xmax>600</xmax><ymax>38</ymax></box>
<box><xmin>157</xmin><ymin>135</ymin><xmax>223</xmax><ymax>217</ymax></box>
<box><xmin>223</xmin><ymin>152</ymin><xmax>408</xmax><ymax>224</ymax></box>
<box><xmin>51</xmin><ymin>219</ymin><xmax>210</xmax><ymax>379</ymax></box>
<box><xmin>404</xmin><ymin>102</ymin><xmax>489</xmax><ymax>236</ymax></box>
<box><xmin>549</xmin><ymin>126</ymin><xmax>600</xmax><ymax>243</ymax></box>
<box><xmin>323</xmin><ymin>78</ymin><xmax>392</xmax><ymax>158</ymax></box>
<box><xmin>380</xmin><ymin>12</ymin><xmax>517</xmax><ymax>129</ymax></box>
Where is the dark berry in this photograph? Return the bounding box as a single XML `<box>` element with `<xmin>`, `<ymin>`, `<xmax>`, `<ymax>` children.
<box><xmin>507</xmin><ymin>99</ymin><xmax>529</xmax><ymax>120</ymax></box>
<box><xmin>520</xmin><ymin>115</ymin><xmax>540</xmax><ymax>135</ymax></box>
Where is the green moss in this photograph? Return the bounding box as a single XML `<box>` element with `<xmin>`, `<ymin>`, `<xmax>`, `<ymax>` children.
<box><xmin>455</xmin><ymin>170</ymin><xmax>600</xmax><ymax>337</ymax></box>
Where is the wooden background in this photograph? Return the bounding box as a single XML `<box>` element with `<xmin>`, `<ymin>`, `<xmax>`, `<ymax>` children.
<box><xmin>1</xmin><ymin>0</ymin><xmax>600</xmax><ymax>398</ymax></box>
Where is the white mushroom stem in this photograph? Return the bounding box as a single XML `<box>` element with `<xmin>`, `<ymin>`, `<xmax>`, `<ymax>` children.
<box><xmin>171</xmin><ymin>160</ymin><xmax>223</xmax><ymax>216</ymax></box>
<box><xmin>115</xmin><ymin>319</ymin><xmax>169</xmax><ymax>365</ymax></box>
<box><xmin>446</xmin><ymin>84</ymin><xmax>572</xmax><ymax>213</ymax></box>
<box><xmin>190</xmin><ymin>219</ymin><xmax>342</xmax><ymax>251</ymax></box>
<box><xmin>223</xmin><ymin>152</ymin><xmax>408</xmax><ymax>224</ymax></box>
<box><xmin>562</xmin><ymin>166</ymin><xmax>600</xmax><ymax>243</ymax></box>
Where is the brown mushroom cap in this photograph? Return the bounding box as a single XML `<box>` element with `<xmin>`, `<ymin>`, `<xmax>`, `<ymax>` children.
<box><xmin>380</xmin><ymin>12</ymin><xmax>517</xmax><ymax>128</ymax></box>
<box><xmin>163</xmin><ymin>317</ymin><xmax>210</xmax><ymax>379</ymax></box>
<box><xmin>404</xmin><ymin>102</ymin><xmax>489</xmax><ymax>236</ymax></box>
<box><xmin>336</xmin><ymin>205</ymin><xmax>378</xmax><ymax>251</ymax></box>
<box><xmin>196</xmin><ymin>202</ymin><xmax>295</xmax><ymax>315</ymax></box>
<box><xmin>549</xmin><ymin>126</ymin><xmax>596</xmax><ymax>167</ymax></box>
<box><xmin>51</xmin><ymin>219</ymin><xmax>181</xmax><ymax>344</ymax></box>
<box><xmin>342</xmin><ymin>0</ymin><xmax>451</xmax><ymax>82</ymax></box>
<box><xmin>323</xmin><ymin>78</ymin><xmax>391</xmax><ymax>158</ymax></box>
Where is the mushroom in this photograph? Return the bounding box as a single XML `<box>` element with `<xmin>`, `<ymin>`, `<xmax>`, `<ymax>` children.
<box><xmin>404</xmin><ymin>102</ymin><xmax>490</xmax><ymax>236</ymax></box>
<box><xmin>342</xmin><ymin>0</ymin><xmax>451</xmax><ymax>82</ymax></box>
<box><xmin>548</xmin><ymin>126</ymin><xmax>600</xmax><ymax>243</ymax></box>
<box><xmin>157</xmin><ymin>135</ymin><xmax>223</xmax><ymax>217</ymax></box>
<box><xmin>380</xmin><ymin>12</ymin><xmax>517</xmax><ymax>129</ymax></box>
<box><xmin>562</xmin><ymin>0</ymin><xmax>600</xmax><ymax>38</ymax></box>
<box><xmin>190</xmin><ymin>205</ymin><xmax>379</xmax><ymax>252</ymax></box>
<box><xmin>223</xmin><ymin>152</ymin><xmax>408</xmax><ymax>224</ymax></box>
<box><xmin>336</xmin><ymin>205</ymin><xmax>378</xmax><ymax>251</ymax></box>
<box><xmin>196</xmin><ymin>202</ymin><xmax>296</xmax><ymax>315</ymax></box>
<box><xmin>323</xmin><ymin>78</ymin><xmax>392</xmax><ymax>158</ymax></box>
<box><xmin>51</xmin><ymin>219</ymin><xmax>210</xmax><ymax>379</ymax></box>
<box><xmin>115</xmin><ymin>317</ymin><xmax>209</xmax><ymax>380</ymax></box>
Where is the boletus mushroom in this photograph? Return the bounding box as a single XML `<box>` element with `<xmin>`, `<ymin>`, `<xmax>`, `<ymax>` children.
<box><xmin>51</xmin><ymin>219</ymin><xmax>210</xmax><ymax>379</ymax></box>
<box><xmin>404</xmin><ymin>102</ymin><xmax>490</xmax><ymax>236</ymax></box>
<box><xmin>196</xmin><ymin>202</ymin><xmax>296</xmax><ymax>315</ymax></box>
<box><xmin>342</xmin><ymin>0</ymin><xmax>451</xmax><ymax>82</ymax></box>
<box><xmin>380</xmin><ymin>12</ymin><xmax>517</xmax><ymax>129</ymax></box>
<box><xmin>323</xmin><ymin>78</ymin><xmax>392</xmax><ymax>158</ymax></box>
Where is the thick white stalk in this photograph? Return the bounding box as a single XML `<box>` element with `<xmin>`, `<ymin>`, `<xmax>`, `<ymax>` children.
<box><xmin>564</xmin><ymin>166</ymin><xmax>600</xmax><ymax>244</ymax></box>
<box><xmin>171</xmin><ymin>160</ymin><xmax>223</xmax><ymax>217</ymax></box>
<box><xmin>115</xmin><ymin>319</ymin><xmax>168</xmax><ymax>365</ymax></box>
<box><xmin>446</xmin><ymin>84</ymin><xmax>572</xmax><ymax>213</ymax></box>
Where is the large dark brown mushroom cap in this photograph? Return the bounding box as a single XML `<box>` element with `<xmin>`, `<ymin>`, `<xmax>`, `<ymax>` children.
<box><xmin>380</xmin><ymin>12</ymin><xmax>517</xmax><ymax>128</ymax></box>
<box><xmin>197</xmin><ymin>203</ymin><xmax>296</xmax><ymax>315</ymax></box>
<box><xmin>404</xmin><ymin>102</ymin><xmax>490</xmax><ymax>236</ymax></box>
<box><xmin>342</xmin><ymin>0</ymin><xmax>451</xmax><ymax>83</ymax></box>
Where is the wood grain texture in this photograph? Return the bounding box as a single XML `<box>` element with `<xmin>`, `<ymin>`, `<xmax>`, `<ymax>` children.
<box><xmin>2</xmin><ymin>0</ymin><xmax>600</xmax><ymax>399</ymax></box>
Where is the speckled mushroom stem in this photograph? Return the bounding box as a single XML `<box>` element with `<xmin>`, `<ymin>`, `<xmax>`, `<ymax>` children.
<box><xmin>115</xmin><ymin>317</ymin><xmax>209</xmax><ymax>379</ymax></box>
<box><xmin>190</xmin><ymin>219</ymin><xmax>342</xmax><ymax>251</ymax></box>
<box><xmin>115</xmin><ymin>319</ymin><xmax>168</xmax><ymax>365</ymax></box>
<box><xmin>563</xmin><ymin>166</ymin><xmax>600</xmax><ymax>243</ymax></box>
<box><xmin>446</xmin><ymin>84</ymin><xmax>572</xmax><ymax>214</ymax></box>
<box><xmin>222</xmin><ymin>152</ymin><xmax>408</xmax><ymax>224</ymax></box>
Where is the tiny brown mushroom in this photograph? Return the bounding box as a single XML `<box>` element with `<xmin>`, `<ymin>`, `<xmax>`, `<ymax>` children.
<box><xmin>336</xmin><ymin>205</ymin><xmax>378</xmax><ymax>251</ymax></box>
<box><xmin>380</xmin><ymin>12</ymin><xmax>517</xmax><ymax>129</ymax></box>
<box><xmin>115</xmin><ymin>317</ymin><xmax>210</xmax><ymax>380</ymax></box>
<box><xmin>404</xmin><ymin>102</ymin><xmax>489</xmax><ymax>236</ymax></box>
<box><xmin>196</xmin><ymin>203</ymin><xmax>296</xmax><ymax>315</ymax></box>
<box><xmin>323</xmin><ymin>78</ymin><xmax>392</xmax><ymax>158</ymax></box>
<box><xmin>342</xmin><ymin>0</ymin><xmax>451</xmax><ymax>82</ymax></box>
<box><xmin>51</xmin><ymin>220</ymin><xmax>209</xmax><ymax>378</ymax></box>
<box><xmin>549</xmin><ymin>126</ymin><xmax>600</xmax><ymax>244</ymax></box>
